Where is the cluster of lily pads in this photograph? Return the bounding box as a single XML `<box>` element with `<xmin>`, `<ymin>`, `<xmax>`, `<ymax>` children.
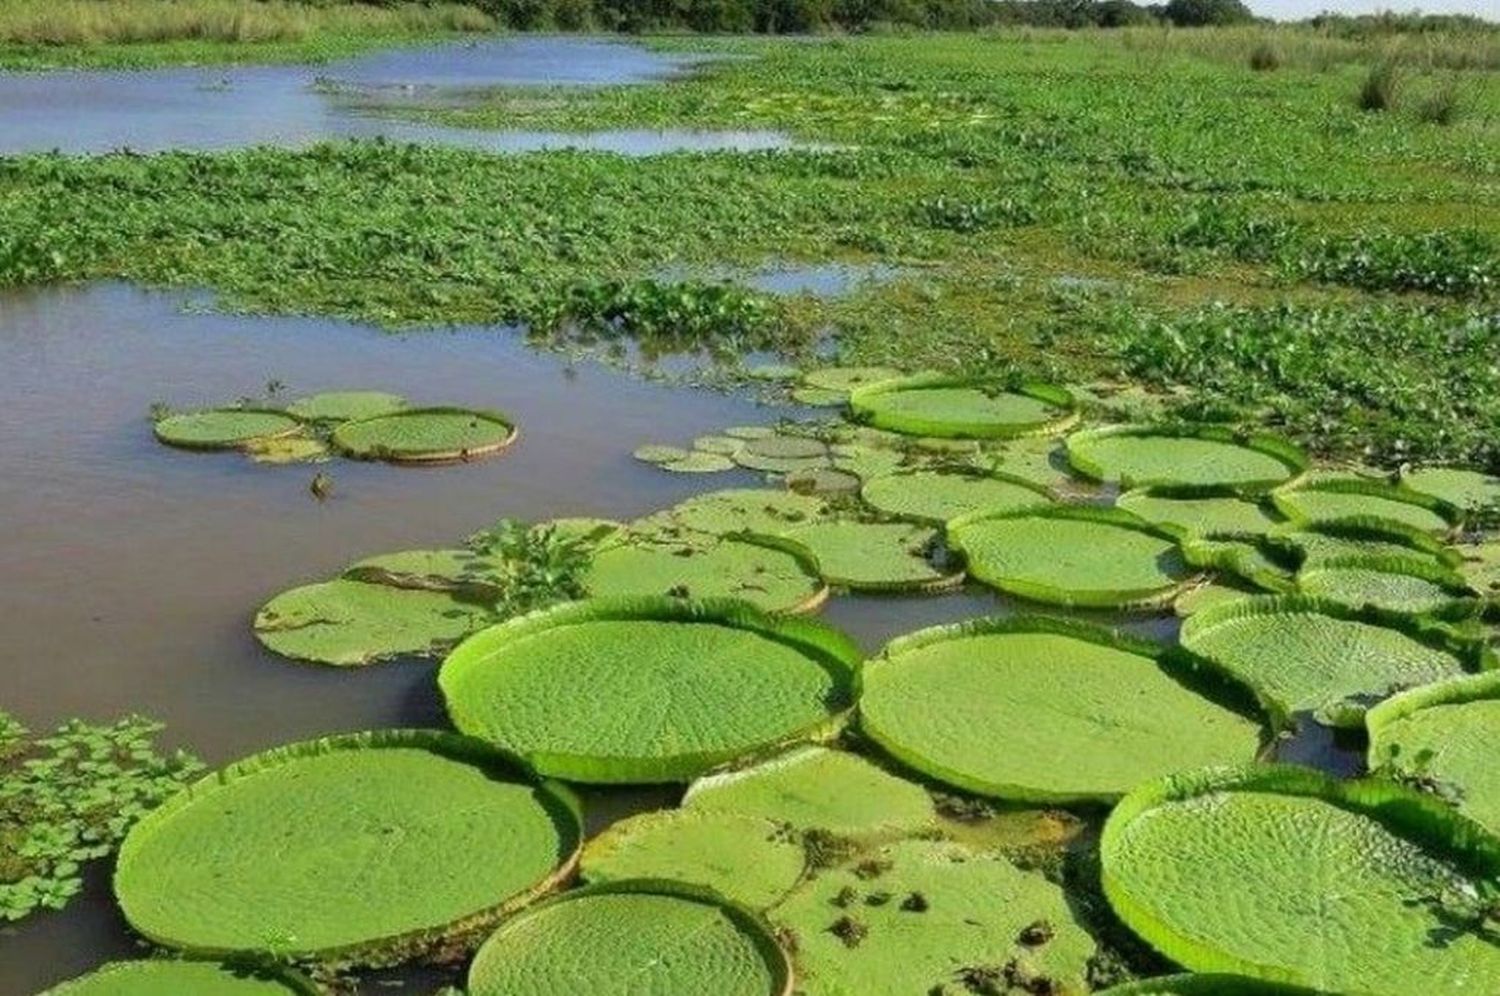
<box><xmin>51</xmin><ymin>368</ymin><xmax>1500</xmax><ymax>994</ymax></box>
<box><xmin>151</xmin><ymin>390</ymin><xmax>517</xmax><ymax>465</ymax></box>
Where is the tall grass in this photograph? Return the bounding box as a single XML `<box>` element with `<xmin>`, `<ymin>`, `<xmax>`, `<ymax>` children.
<box><xmin>1115</xmin><ymin>24</ymin><xmax>1500</xmax><ymax>72</ymax></box>
<box><xmin>0</xmin><ymin>1</ymin><xmax>494</xmax><ymax>48</ymax></box>
<box><xmin>1357</xmin><ymin>61</ymin><xmax>1398</xmax><ymax>112</ymax></box>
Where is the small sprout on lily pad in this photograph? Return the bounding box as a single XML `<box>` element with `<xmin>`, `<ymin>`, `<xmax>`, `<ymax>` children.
<box><xmin>829</xmin><ymin>914</ymin><xmax>868</xmax><ymax>948</ymax></box>
<box><xmin>854</xmin><ymin>857</ymin><xmax>893</xmax><ymax>880</ymax></box>
<box><xmin>1018</xmin><ymin>919</ymin><xmax>1054</xmax><ymax>946</ymax></box>
<box><xmin>831</xmin><ymin>885</ymin><xmax>858</xmax><ymax>908</ymax></box>
<box><xmin>803</xmin><ymin>827</ymin><xmax>860</xmax><ymax>869</ymax></box>
<box><xmin>864</xmin><ymin>890</ymin><xmax>892</xmax><ymax>907</ymax></box>
<box><xmin>901</xmin><ymin>890</ymin><xmax>930</xmax><ymax>912</ymax></box>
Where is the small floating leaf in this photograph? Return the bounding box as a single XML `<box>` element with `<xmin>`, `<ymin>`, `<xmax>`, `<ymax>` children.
<box><xmin>663</xmin><ymin>451</ymin><xmax>737</xmax><ymax>473</ymax></box>
<box><xmin>634</xmin><ymin>444</ymin><xmax>692</xmax><ymax>465</ymax></box>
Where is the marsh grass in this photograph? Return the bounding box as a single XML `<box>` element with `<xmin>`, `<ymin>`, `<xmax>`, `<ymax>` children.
<box><xmin>1117</xmin><ymin>24</ymin><xmax>1500</xmax><ymax>72</ymax></box>
<box><xmin>1247</xmin><ymin>41</ymin><xmax>1279</xmax><ymax>72</ymax></box>
<box><xmin>0</xmin><ymin>0</ymin><xmax>492</xmax><ymax>48</ymax></box>
<box><xmin>1417</xmin><ymin>83</ymin><xmax>1462</xmax><ymax>125</ymax></box>
<box><xmin>1358</xmin><ymin>61</ymin><xmax>1400</xmax><ymax>112</ymax></box>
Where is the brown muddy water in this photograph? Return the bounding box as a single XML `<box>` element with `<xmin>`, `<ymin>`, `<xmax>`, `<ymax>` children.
<box><xmin>0</xmin><ymin>282</ymin><xmax>1344</xmax><ymax>993</ymax></box>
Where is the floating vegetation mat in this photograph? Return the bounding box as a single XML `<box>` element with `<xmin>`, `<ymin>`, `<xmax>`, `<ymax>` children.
<box><xmin>439</xmin><ymin>597</ymin><xmax>859</xmax><ymax>783</ymax></box>
<box><xmin>1180</xmin><ymin>595</ymin><xmax>1485</xmax><ymax>727</ymax></box>
<box><xmin>682</xmin><ymin>746</ymin><xmax>936</xmax><ymax>837</ymax></box>
<box><xmin>861</xmin><ymin>468</ymin><xmax>1053</xmax><ymax>524</ymax></box>
<box><xmin>772</xmin><ymin>839</ymin><xmax>1096</xmax><ymax>996</ymax></box>
<box><xmin>154</xmin><ymin>408</ymin><xmax>301</xmax><ymax>451</ymax></box>
<box><xmin>42</xmin><ymin>960</ymin><xmax>316</xmax><ymax>996</ymax></box>
<box><xmin>581</xmin><ymin>809</ymin><xmax>805</xmax><ymax>908</ymax></box>
<box><xmin>584</xmin><ymin>535</ymin><xmax>826</xmax><ymax>614</ymax></box>
<box><xmin>1368</xmin><ymin>672</ymin><xmax>1500</xmax><ymax>838</ymax></box>
<box><xmin>467</xmin><ymin>881</ymin><xmax>790</xmax><ymax>996</ymax></box>
<box><xmin>780</xmin><ymin>520</ymin><xmax>960</xmax><ymax>593</ymax></box>
<box><xmin>332</xmin><ymin>406</ymin><xmax>517</xmax><ymax>463</ymax></box>
<box><xmin>1101</xmin><ymin>764</ymin><xmax>1500</xmax><ymax>993</ymax></box>
<box><xmin>1270</xmin><ymin>478</ymin><xmax>1455</xmax><ymax>534</ymax></box>
<box><xmin>1066</xmin><ymin>426</ymin><xmax>1306</xmax><ymax>490</ymax></box>
<box><xmin>253</xmin><ymin>578</ymin><xmax>498</xmax><ymax>667</ymax></box>
<box><xmin>949</xmin><ymin>506</ymin><xmax>1191</xmax><ymax>609</ymax></box>
<box><xmin>114</xmin><ymin>730</ymin><xmax>583</xmax><ymax>965</ymax></box>
<box><xmin>153</xmin><ymin>390</ymin><xmax>516</xmax><ymax>467</ymax></box>
<box><xmin>860</xmin><ymin>617</ymin><xmax>1265</xmax><ymax>802</ymax></box>
<box><xmin>849</xmin><ymin>373</ymin><xmax>1074</xmax><ymax>439</ymax></box>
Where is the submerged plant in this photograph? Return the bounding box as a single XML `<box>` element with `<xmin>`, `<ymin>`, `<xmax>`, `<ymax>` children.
<box><xmin>0</xmin><ymin>712</ymin><xmax>201</xmax><ymax>923</ymax></box>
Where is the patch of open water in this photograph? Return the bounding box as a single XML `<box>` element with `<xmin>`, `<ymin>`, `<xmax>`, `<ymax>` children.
<box><xmin>0</xmin><ymin>36</ymin><xmax>801</xmax><ymax>155</ymax></box>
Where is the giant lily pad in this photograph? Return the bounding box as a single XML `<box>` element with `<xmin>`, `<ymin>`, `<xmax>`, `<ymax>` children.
<box><xmin>732</xmin><ymin>434</ymin><xmax>833</xmax><ymax>474</ymax></box>
<box><xmin>860</xmin><ymin>616</ymin><xmax>1265</xmax><ymax>802</ymax></box>
<box><xmin>285</xmin><ymin>391</ymin><xmax>406</xmax><ymax>423</ymax></box>
<box><xmin>584</xmin><ymin>536</ymin><xmax>826</xmax><ymax>614</ymax></box>
<box><xmin>780</xmin><ymin>520</ymin><xmax>960</xmax><ymax>592</ymax></box>
<box><xmin>253</xmin><ymin>579</ymin><xmax>497</xmax><ymax>667</ymax></box>
<box><xmin>849</xmin><ymin>373</ymin><xmax>1074</xmax><ymax>439</ymax></box>
<box><xmin>772</xmin><ymin>839</ymin><xmax>1095</xmax><ymax>996</ymax></box>
<box><xmin>581</xmin><ymin>810</ymin><xmax>806</xmax><ymax>908</ymax></box>
<box><xmin>1100</xmin><ymin>764</ymin><xmax>1500</xmax><ymax>993</ymax></box>
<box><xmin>861</xmin><ymin>469</ymin><xmax>1052</xmax><ymax>524</ymax></box>
<box><xmin>42</xmin><ymin>961</ymin><xmax>316</xmax><ymax>996</ymax></box>
<box><xmin>668</xmin><ymin>489</ymin><xmax>832</xmax><ymax>537</ymax></box>
<box><xmin>114</xmin><ymin>731</ymin><xmax>582</xmax><ymax>965</ymax></box>
<box><xmin>154</xmin><ymin>409</ymin><xmax>301</xmax><ymax>451</ymax></box>
<box><xmin>439</xmin><ymin>597</ymin><xmax>860</xmax><ymax>783</ymax></box>
<box><xmin>1179</xmin><ymin>532</ymin><xmax>1297</xmax><ymax>593</ymax></box>
<box><xmin>1180</xmin><ymin>596</ymin><xmax>1487</xmax><ymax>727</ymax></box>
<box><xmin>468</xmin><ymin>881</ymin><xmax>790</xmax><ymax>996</ymax></box>
<box><xmin>1368</xmin><ymin>672</ymin><xmax>1500</xmax><ymax>838</ymax></box>
<box><xmin>949</xmin><ymin>505</ymin><xmax>1191</xmax><ymax>609</ymax></box>
<box><xmin>682</xmin><ymin>746</ymin><xmax>936</xmax><ymax>837</ymax></box>
<box><xmin>1271</xmin><ymin>517</ymin><xmax>1461</xmax><ymax>571</ymax></box>
<box><xmin>1401</xmin><ymin>467</ymin><xmax>1500</xmax><ymax>514</ymax></box>
<box><xmin>1117</xmin><ymin>485</ymin><xmax>1282</xmax><ymax>537</ymax></box>
<box><xmin>343</xmin><ymin>548</ymin><xmax>506</xmax><ymax>594</ymax></box>
<box><xmin>332</xmin><ymin>406</ymin><xmax>516</xmax><ymax>463</ymax></box>
<box><xmin>1296</xmin><ymin>556</ymin><xmax>1478</xmax><ymax>617</ymax></box>
<box><xmin>803</xmin><ymin>366</ymin><xmax>902</xmax><ymax>394</ymax></box>
<box><xmin>1065</xmin><ymin>425</ymin><xmax>1306</xmax><ymax>490</ymax></box>
<box><xmin>1270</xmin><ymin>478</ymin><xmax>1455</xmax><ymax>534</ymax></box>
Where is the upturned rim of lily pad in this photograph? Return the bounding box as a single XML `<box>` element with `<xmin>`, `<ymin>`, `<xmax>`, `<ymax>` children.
<box><xmin>331</xmin><ymin>406</ymin><xmax>519</xmax><ymax>464</ymax></box>
<box><xmin>1178</xmin><ymin>531</ymin><xmax>1298</xmax><ymax>593</ymax></box>
<box><xmin>466</xmin><ymin>878</ymin><xmax>794</xmax><ymax>996</ymax></box>
<box><xmin>1296</xmin><ymin>553</ymin><xmax>1482</xmax><ymax>620</ymax></box>
<box><xmin>847</xmin><ymin>372</ymin><xmax>1077</xmax><ymax>439</ymax></box>
<box><xmin>1268</xmin><ymin>476</ymin><xmax>1459</xmax><ymax>532</ymax></box>
<box><xmin>1115</xmin><ymin>483</ymin><xmax>1283</xmax><ymax>539</ymax></box>
<box><xmin>41</xmin><ymin>959</ymin><xmax>322</xmax><ymax>996</ymax></box>
<box><xmin>1065</xmin><ymin>423</ymin><xmax>1309</xmax><ymax>491</ymax></box>
<box><xmin>1100</xmin><ymin>762</ymin><xmax>1500</xmax><ymax>984</ymax></box>
<box><xmin>113</xmin><ymin>729</ymin><xmax>584</xmax><ymax>966</ymax></box>
<box><xmin>1265</xmin><ymin>515</ymin><xmax>1465</xmax><ymax>569</ymax></box>
<box><xmin>947</xmin><ymin>504</ymin><xmax>1193</xmax><ymax>609</ymax></box>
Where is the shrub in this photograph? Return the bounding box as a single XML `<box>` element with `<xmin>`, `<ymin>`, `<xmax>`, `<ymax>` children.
<box><xmin>1248</xmin><ymin>41</ymin><xmax>1280</xmax><ymax>71</ymax></box>
<box><xmin>1162</xmin><ymin>0</ymin><xmax>1252</xmax><ymax>27</ymax></box>
<box><xmin>1416</xmin><ymin>84</ymin><xmax>1461</xmax><ymax>125</ymax></box>
<box><xmin>1358</xmin><ymin>61</ymin><xmax>1399</xmax><ymax>111</ymax></box>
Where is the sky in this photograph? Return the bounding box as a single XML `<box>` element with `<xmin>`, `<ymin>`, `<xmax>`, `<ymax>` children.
<box><xmin>1247</xmin><ymin>1</ymin><xmax>1498</xmax><ymax>17</ymax></box>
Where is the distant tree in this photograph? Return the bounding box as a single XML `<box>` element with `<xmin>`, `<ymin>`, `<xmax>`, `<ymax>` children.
<box><xmin>1096</xmin><ymin>0</ymin><xmax>1154</xmax><ymax>26</ymax></box>
<box><xmin>1162</xmin><ymin>0</ymin><xmax>1251</xmax><ymax>27</ymax></box>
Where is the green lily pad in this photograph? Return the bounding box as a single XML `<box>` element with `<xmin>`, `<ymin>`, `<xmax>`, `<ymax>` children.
<box><xmin>115</xmin><ymin>731</ymin><xmax>583</xmax><ymax>965</ymax></box>
<box><xmin>332</xmin><ymin>407</ymin><xmax>516</xmax><ymax>463</ymax></box>
<box><xmin>669</xmin><ymin>489</ymin><xmax>833</xmax><ymax>537</ymax></box>
<box><xmin>663</xmin><ymin>451</ymin><xmax>738</xmax><ymax>473</ymax></box>
<box><xmin>803</xmin><ymin>366</ymin><xmax>902</xmax><ymax>393</ymax></box>
<box><xmin>1174</xmin><ymin>579</ymin><xmax>1258</xmax><ymax>618</ymax></box>
<box><xmin>683</xmin><ymin>746</ymin><xmax>937</xmax><ymax>837</ymax></box>
<box><xmin>534</xmin><ymin>517</ymin><xmax>623</xmax><ymax>546</ymax></box>
<box><xmin>986</xmin><ymin>436</ymin><xmax>1076</xmax><ymax>491</ymax></box>
<box><xmin>1270</xmin><ymin>478</ymin><xmax>1454</xmax><ymax>534</ymax></box>
<box><xmin>1179</xmin><ymin>533</ymin><xmax>1297</xmax><ymax>593</ymax></box>
<box><xmin>1099</xmin><ymin>975</ymin><xmax>1318</xmax><ymax>995</ymax></box>
<box><xmin>581</xmin><ymin>810</ymin><xmax>805</xmax><ymax>908</ymax></box>
<box><xmin>1100</xmin><ymin>764</ymin><xmax>1500</xmax><ymax>994</ymax></box>
<box><xmin>724</xmin><ymin>425</ymin><xmax>776</xmax><ymax>441</ymax></box>
<box><xmin>830</xmin><ymin>443</ymin><xmax>909</xmax><ymax>482</ymax></box>
<box><xmin>1368</xmin><ymin>671</ymin><xmax>1500</xmax><ymax>838</ymax></box>
<box><xmin>42</xmin><ymin>961</ymin><xmax>316</xmax><ymax>996</ymax></box>
<box><xmin>861</xmin><ymin>616</ymin><xmax>1264</xmax><ymax>802</ymax></box>
<box><xmin>284</xmin><ymin>391</ymin><xmax>406</xmax><ymax>423</ymax></box>
<box><xmin>695</xmin><ymin>434</ymin><xmax>746</xmax><ymax>456</ymax></box>
<box><xmin>1065</xmin><ymin>425</ymin><xmax>1306</xmax><ymax>490</ymax></box>
<box><xmin>1402</xmin><ymin>467</ymin><xmax>1500</xmax><ymax>513</ymax></box>
<box><xmin>154</xmin><ymin>408</ymin><xmax>301</xmax><ymax>451</ymax></box>
<box><xmin>1297</xmin><ymin>556</ymin><xmax>1477</xmax><ymax>617</ymax></box>
<box><xmin>1456</xmin><ymin>539</ymin><xmax>1500</xmax><ymax>597</ymax></box>
<box><xmin>243</xmin><ymin>432</ymin><xmax>331</xmax><ymax>465</ymax></box>
<box><xmin>733</xmin><ymin>435</ymin><xmax>832</xmax><ymax>474</ymax></box>
<box><xmin>344</xmin><ymin>548</ymin><xmax>511</xmax><ymax>596</ymax></box>
<box><xmin>780</xmin><ymin>520</ymin><xmax>960</xmax><ymax>592</ymax></box>
<box><xmin>633</xmin><ymin>444</ymin><xmax>692</xmax><ymax>465</ymax></box>
<box><xmin>861</xmin><ymin>469</ymin><xmax>1053</xmax><ymax>524</ymax></box>
<box><xmin>1180</xmin><ymin>595</ymin><xmax>1486</xmax><ymax>727</ymax></box>
<box><xmin>949</xmin><ymin>506</ymin><xmax>1191</xmax><ymax>609</ymax></box>
<box><xmin>772</xmin><ymin>839</ymin><xmax>1095</xmax><ymax>996</ymax></box>
<box><xmin>849</xmin><ymin>373</ymin><xmax>1074</xmax><ymax>439</ymax></box>
<box><xmin>786</xmin><ymin>467</ymin><xmax>862</xmax><ymax>495</ymax></box>
<box><xmin>439</xmin><ymin>597</ymin><xmax>860</xmax><ymax>783</ymax></box>
<box><xmin>254</xmin><ymin>579</ymin><xmax>496</xmax><ymax>667</ymax></box>
<box><xmin>467</xmin><ymin>881</ymin><xmax>790</xmax><ymax>996</ymax></box>
<box><xmin>1117</xmin><ymin>486</ymin><xmax>1282</xmax><ymax>537</ymax></box>
<box><xmin>1272</xmin><ymin>517</ymin><xmax>1461</xmax><ymax>571</ymax></box>
<box><xmin>584</xmin><ymin>536</ymin><xmax>826</xmax><ymax>614</ymax></box>
<box><xmin>748</xmin><ymin>363</ymin><xmax>800</xmax><ymax>382</ymax></box>
<box><xmin>791</xmin><ymin>386</ymin><xmax>849</xmax><ymax>407</ymax></box>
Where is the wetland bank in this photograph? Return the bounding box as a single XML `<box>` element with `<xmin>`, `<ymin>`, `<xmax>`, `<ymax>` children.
<box><xmin>3</xmin><ymin>11</ymin><xmax>1500</xmax><ymax>996</ymax></box>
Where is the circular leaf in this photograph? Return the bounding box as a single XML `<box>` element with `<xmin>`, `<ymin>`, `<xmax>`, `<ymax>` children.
<box><xmin>861</xmin><ymin>469</ymin><xmax>1053</xmax><ymax>524</ymax></box>
<box><xmin>332</xmin><ymin>407</ymin><xmax>516</xmax><ymax>463</ymax></box>
<box><xmin>780</xmin><ymin>520</ymin><xmax>960</xmax><ymax>592</ymax></box>
<box><xmin>284</xmin><ymin>391</ymin><xmax>406</xmax><ymax>423</ymax></box>
<box><xmin>1066</xmin><ymin>425</ymin><xmax>1306</xmax><ymax>490</ymax></box>
<box><xmin>42</xmin><ymin>961</ymin><xmax>316</xmax><ymax>996</ymax></box>
<box><xmin>154</xmin><ymin>409</ymin><xmax>300</xmax><ymax>451</ymax></box>
<box><xmin>584</xmin><ymin>536</ymin><xmax>826</xmax><ymax>614</ymax></box>
<box><xmin>849</xmin><ymin>373</ymin><xmax>1074</xmax><ymax>439</ymax></box>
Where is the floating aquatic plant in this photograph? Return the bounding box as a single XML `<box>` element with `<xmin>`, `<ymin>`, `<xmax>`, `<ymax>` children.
<box><xmin>849</xmin><ymin>373</ymin><xmax>1075</xmax><ymax>439</ymax></box>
